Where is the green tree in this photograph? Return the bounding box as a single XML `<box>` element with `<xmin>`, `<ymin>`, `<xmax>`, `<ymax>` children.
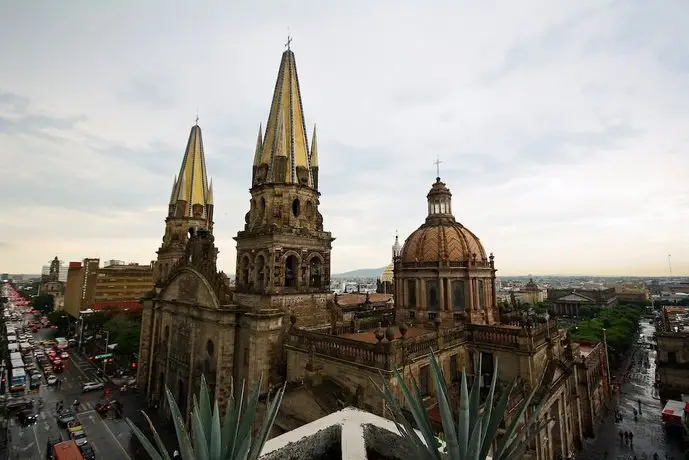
<box><xmin>104</xmin><ymin>313</ymin><xmax>143</xmax><ymax>356</ymax></box>
<box><xmin>32</xmin><ymin>293</ymin><xmax>54</xmax><ymax>314</ymax></box>
<box><xmin>47</xmin><ymin>311</ymin><xmax>70</xmax><ymax>331</ymax></box>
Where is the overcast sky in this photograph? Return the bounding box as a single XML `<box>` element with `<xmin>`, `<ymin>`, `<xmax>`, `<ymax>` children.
<box><xmin>1</xmin><ymin>0</ymin><xmax>688</xmax><ymax>276</ymax></box>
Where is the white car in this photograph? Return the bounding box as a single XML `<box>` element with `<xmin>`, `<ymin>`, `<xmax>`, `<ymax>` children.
<box><xmin>47</xmin><ymin>375</ymin><xmax>58</xmax><ymax>385</ymax></box>
<box><xmin>81</xmin><ymin>382</ymin><xmax>104</xmax><ymax>393</ymax></box>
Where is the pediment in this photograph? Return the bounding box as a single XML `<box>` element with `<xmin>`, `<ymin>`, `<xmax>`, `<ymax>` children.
<box><xmin>556</xmin><ymin>292</ymin><xmax>594</xmax><ymax>303</ymax></box>
<box><xmin>159</xmin><ymin>267</ymin><xmax>220</xmax><ymax>309</ymax></box>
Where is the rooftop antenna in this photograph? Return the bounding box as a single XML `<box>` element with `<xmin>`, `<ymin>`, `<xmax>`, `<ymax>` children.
<box><xmin>668</xmin><ymin>254</ymin><xmax>672</xmax><ymax>276</ymax></box>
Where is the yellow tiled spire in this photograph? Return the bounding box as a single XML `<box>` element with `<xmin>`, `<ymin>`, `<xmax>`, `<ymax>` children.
<box><xmin>256</xmin><ymin>48</ymin><xmax>315</xmax><ymax>188</ymax></box>
<box><xmin>169</xmin><ymin>174</ymin><xmax>178</xmax><ymax>205</ymax></box>
<box><xmin>252</xmin><ymin>123</ymin><xmax>263</xmax><ymax>166</ymax></box>
<box><xmin>170</xmin><ymin>123</ymin><xmax>212</xmax><ymax>218</ymax></box>
<box><xmin>310</xmin><ymin>124</ymin><xmax>318</xmax><ymax>168</ymax></box>
<box><xmin>207</xmin><ymin>179</ymin><xmax>214</xmax><ymax>205</ymax></box>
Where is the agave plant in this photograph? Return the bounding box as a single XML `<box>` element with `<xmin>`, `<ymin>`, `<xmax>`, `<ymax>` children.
<box><xmin>127</xmin><ymin>375</ymin><xmax>284</xmax><ymax>460</ymax></box>
<box><xmin>376</xmin><ymin>351</ymin><xmax>547</xmax><ymax>460</ymax></box>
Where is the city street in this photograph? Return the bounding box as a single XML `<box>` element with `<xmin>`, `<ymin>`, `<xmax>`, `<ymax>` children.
<box><xmin>578</xmin><ymin>320</ymin><xmax>685</xmax><ymax>460</ymax></box>
<box><xmin>7</xmin><ymin>321</ymin><xmax>135</xmax><ymax>459</ymax></box>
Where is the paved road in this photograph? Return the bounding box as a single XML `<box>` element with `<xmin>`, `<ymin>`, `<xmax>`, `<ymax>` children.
<box><xmin>6</xmin><ymin>320</ymin><xmax>135</xmax><ymax>460</ymax></box>
<box><xmin>578</xmin><ymin>320</ymin><xmax>685</xmax><ymax>460</ymax></box>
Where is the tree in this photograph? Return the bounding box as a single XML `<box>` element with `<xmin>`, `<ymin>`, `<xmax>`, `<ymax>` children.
<box><xmin>104</xmin><ymin>314</ymin><xmax>142</xmax><ymax>356</ymax></box>
<box><xmin>32</xmin><ymin>293</ymin><xmax>54</xmax><ymax>314</ymax></box>
<box><xmin>47</xmin><ymin>311</ymin><xmax>70</xmax><ymax>331</ymax></box>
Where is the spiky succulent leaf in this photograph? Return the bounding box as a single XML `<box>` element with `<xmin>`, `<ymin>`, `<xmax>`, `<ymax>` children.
<box><xmin>428</xmin><ymin>351</ymin><xmax>460</xmax><ymax>458</ymax></box>
<box><xmin>247</xmin><ymin>383</ymin><xmax>286</xmax><ymax>460</ymax></box>
<box><xmin>165</xmin><ymin>385</ymin><xmax>195</xmax><ymax>459</ymax></box>
<box><xmin>209</xmin><ymin>400</ymin><xmax>222</xmax><ymax>459</ymax></box>
<box><xmin>199</xmin><ymin>374</ymin><xmax>213</xmax><ymax>438</ymax></box>
<box><xmin>191</xmin><ymin>400</ymin><xmax>211</xmax><ymax>460</ymax></box>
<box><xmin>126</xmin><ymin>412</ymin><xmax>169</xmax><ymax>460</ymax></box>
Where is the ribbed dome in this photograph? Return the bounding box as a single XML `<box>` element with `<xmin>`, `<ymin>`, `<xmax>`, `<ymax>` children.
<box><xmin>400</xmin><ymin>221</ymin><xmax>487</xmax><ymax>263</ymax></box>
<box><xmin>524</xmin><ymin>278</ymin><xmax>540</xmax><ymax>292</ymax></box>
<box><xmin>381</xmin><ymin>263</ymin><xmax>394</xmax><ymax>282</ymax></box>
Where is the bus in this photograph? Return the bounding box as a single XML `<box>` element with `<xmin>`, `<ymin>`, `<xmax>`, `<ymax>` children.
<box><xmin>56</xmin><ymin>337</ymin><xmax>69</xmax><ymax>350</ymax></box>
<box><xmin>10</xmin><ymin>367</ymin><xmax>26</xmax><ymax>392</ymax></box>
<box><xmin>51</xmin><ymin>440</ymin><xmax>84</xmax><ymax>460</ymax></box>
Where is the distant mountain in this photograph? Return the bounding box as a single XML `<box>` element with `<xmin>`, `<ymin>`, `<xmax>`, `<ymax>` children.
<box><xmin>332</xmin><ymin>267</ymin><xmax>387</xmax><ymax>279</ymax></box>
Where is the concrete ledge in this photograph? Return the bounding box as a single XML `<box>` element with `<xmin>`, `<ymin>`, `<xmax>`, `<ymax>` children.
<box><xmin>260</xmin><ymin>407</ymin><xmax>406</xmax><ymax>460</ymax></box>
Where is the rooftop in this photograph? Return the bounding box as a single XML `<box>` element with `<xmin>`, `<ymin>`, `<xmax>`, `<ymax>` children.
<box><xmin>338</xmin><ymin>325</ymin><xmax>428</xmax><ymax>344</ymax></box>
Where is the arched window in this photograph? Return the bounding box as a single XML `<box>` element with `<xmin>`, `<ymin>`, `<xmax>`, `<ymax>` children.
<box><xmin>255</xmin><ymin>255</ymin><xmax>266</xmax><ymax>287</ymax></box>
<box><xmin>163</xmin><ymin>325</ymin><xmax>170</xmax><ymax>342</ymax></box>
<box><xmin>204</xmin><ymin>339</ymin><xmax>214</xmax><ymax>374</ymax></box>
<box><xmin>240</xmin><ymin>255</ymin><xmax>251</xmax><ymax>287</ymax></box>
<box><xmin>285</xmin><ymin>255</ymin><xmax>298</xmax><ymax>288</ymax></box>
<box><xmin>309</xmin><ymin>257</ymin><xmax>322</xmax><ymax>287</ymax></box>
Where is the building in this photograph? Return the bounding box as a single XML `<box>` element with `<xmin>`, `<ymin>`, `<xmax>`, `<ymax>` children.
<box><xmin>655</xmin><ymin>307</ymin><xmax>689</xmax><ymax>398</ymax></box>
<box><xmin>136</xmin><ymin>47</ymin><xmax>607</xmax><ymax>460</ymax></box>
<box><xmin>39</xmin><ymin>256</ymin><xmax>65</xmax><ymax>309</ymax></box>
<box><xmin>610</xmin><ymin>283</ymin><xmax>649</xmax><ymax>303</ymax></box>
<box><xmin>376</xmin><ymin>234</ymin><xmax>400</xmax><ymax>294</ymax></box>
<box><xmin>547</xmin><ymin>288</ymin><xmax>618</xmax><ymax>317</ymax></box>
<box><xmin>572</xmin><ymin>341</ymin><xmax>609</xmax><ymax>437</ymax></box>
<box><xmin>518</xmin><ymin>278</ymin><xmax>546</xmax><ymax>305</ymax></box>
<box><xmin>61</xmin><ymin>258</ymin><xmax>100</xmax><ymax>317</ymax></box>
<box><xmin>92</xmin><ymin>262</ymin><xmax>153</xmax><ymax>307</ymax></box>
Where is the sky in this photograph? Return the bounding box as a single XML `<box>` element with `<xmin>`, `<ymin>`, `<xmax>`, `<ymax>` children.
<box><xmin>1</xmin><ymin>0</ymin><xmax>688</xmax><ymax>277</ymax></box>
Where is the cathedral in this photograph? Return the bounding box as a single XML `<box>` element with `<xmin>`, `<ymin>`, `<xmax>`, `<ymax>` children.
<box><xmin>137</xmin><ymin>46</ymin><xmax>608</xmax><ymax>460</ymax></box>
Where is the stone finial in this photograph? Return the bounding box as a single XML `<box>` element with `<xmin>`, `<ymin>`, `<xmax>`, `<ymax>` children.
<box><xmin>399</xmin><ymin>322</ymin><xmax>408</xmax><ymax>337</ymax></box>
<box><xmin>385</xmin><ymin>326</ymin><xmax>395</xmax><ymax>342</ymax></box>
<box><xmin>374</xmin><ymin>323</ymin><xmax>385</xmax><ymax>343</ymax></box>
<box><xmin>434</xmin><ymin>315</ymin><xmax>442</xmax><ymax>330</ymax></box>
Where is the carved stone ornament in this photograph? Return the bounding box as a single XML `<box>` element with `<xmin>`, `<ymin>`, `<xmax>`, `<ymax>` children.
<box><xmin>179</xmin><ymin>274</ymin><xmax>200</xmax><ymax>301</ymax></box>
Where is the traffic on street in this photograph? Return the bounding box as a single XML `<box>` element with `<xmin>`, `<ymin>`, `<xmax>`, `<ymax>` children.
<box><xmin>2</xmin><ymin>284</ymin><xmax>138</xmax><ymax>460</ymax></box>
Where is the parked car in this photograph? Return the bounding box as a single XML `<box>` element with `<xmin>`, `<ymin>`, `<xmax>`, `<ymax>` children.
<box><xmin>79</xmin><ymin>444</ymin><xmax>96</xmax><ymax>460</ymax></box>
<box><xmin>81</xmin><ymin>382</ymin><xmax>104</xmax><ymax>393</ymax></box>
<box><xmin>56</xmin><ymin>410</ymin><xmax>76</xmax><ymax>426</ymax></box>
<box><xmin>47</xmin><ymin>375</ymin><xmax>58</xmax><ymax>385</ymax></box>
<box><xmin>70</xmin><ymin>430</ymin><xmax>88</xmax><ymax>447</ymax></box>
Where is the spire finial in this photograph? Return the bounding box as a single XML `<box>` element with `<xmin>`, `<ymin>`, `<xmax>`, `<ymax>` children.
<box><xmin>434</xmin><ymin>155</ymin><xmax>443</xmax><ymax>179</ymax></box>
<box><xmin>285</xmin><ymin>28</ymin><xmax>293</xmax><ymax>50</ymax></box>
<box><xmin>195</xmin><ymin>109</ymin><xmax>199</xmax><ymax>126</ymax></box>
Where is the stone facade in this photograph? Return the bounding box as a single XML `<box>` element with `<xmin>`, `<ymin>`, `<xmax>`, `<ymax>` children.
<box><xmin>655</xmin><ymin>308</ymin><xmax>689</xmax><ymax>398</ymax></box>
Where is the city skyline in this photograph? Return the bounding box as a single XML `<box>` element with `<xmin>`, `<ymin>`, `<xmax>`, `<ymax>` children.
<box><xmin>1</xmin><ymin>1</ymin><xmax>688</xmax><ymax>276</ymax></box>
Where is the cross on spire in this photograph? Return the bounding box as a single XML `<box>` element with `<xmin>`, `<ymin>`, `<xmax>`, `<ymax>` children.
<box><xmin>434</xmin><ymin>155</ymin><xmax>443</xmax><ymax>178</ymax></box>
<box><xmin>195</xmin><ymin>109</ymin><xmax>199</xmax><ymax>125</ymax></box>
<box><xmin>285</xmin><ymin>34</ymin><xmax>293</xmax><ymax>50</ymax></box>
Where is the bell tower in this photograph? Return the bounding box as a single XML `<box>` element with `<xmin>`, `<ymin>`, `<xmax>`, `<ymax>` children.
<box><xmin>155</xmin><ymin>121</ymin><xmax>214</xmax><ymax>285</ymax></box>
<box><xmin>234</xmin><ymin>47</ymin><xmax>334</xmax><ymax>299</ymax></box>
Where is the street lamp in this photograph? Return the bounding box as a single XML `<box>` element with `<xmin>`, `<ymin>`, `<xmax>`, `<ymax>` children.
<box><xmin>103</xmin><ymin>331</ymin><xmax>110</xmax><ymax>374</ymax></box>
<box><xmin>602</xmin><ymin>327</ymin><xmax>612</xmax><ymax>396</ymax></box>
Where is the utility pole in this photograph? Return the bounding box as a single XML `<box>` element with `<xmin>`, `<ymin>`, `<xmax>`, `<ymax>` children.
<box><xmin>602</xmin><ymin>328</ymin><xmax>612</xmax><ymax>398</ymax></box>
<box><xmin>103</xmin><ymin>331</ymin><xmax>110</xmax><ymax>374</ymax></box>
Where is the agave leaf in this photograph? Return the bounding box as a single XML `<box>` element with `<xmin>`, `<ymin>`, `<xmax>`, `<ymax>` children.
<box><xmin>141</xmin><ymin>410</ymin><xmax>174</xmax><ymax>460</ymax></box>
<box><xmin>457</xmin><ymin>369</ymin><xmax>469</xmax><ymax>459</ymax></box>
<box><xmin>232</xmin><ymin>375</ymin><xmax>262</xmax><ymax>458</ymax></box>
<box><xmin>209</xmin><ymin>401</ymin><xmax>222</xmax><ymax>460</ymax></box>
<box><xmin>428</xmin><ymin>351</ymin><xmax>459</xmax><ymax>459</ymax></box>
<box><xmin>465</xmin><ymin>415</ymin><xmax>483</xmax><ymax>459</ymax></box>
<box><xmin>373</xmin><ymin>375</ymin><xmax>429</xmax><ymax>458</ymax></box>
<box><xmin>165</xmin><ymin>386</ymin><xmax>195</xmax><ymax>459</ymax></box>
<box><xmin>499</xmin><ymin>398</ymin><xmax>547</xmax><ymax>458</ymax></box>
<box><xmin>247</xmin><ymin>383</ymin><xmax>286</xmax><ymax>460</ymax></box>
<box><xmin>221</xmin><ymin>380</ymin><xmax>242</xmax><ymax>459</ymax></box>
<box><xmin>494</xmin><ymin>376</ymin><xmax>542</xmax><ymax>456</ymax></box>
<box><xmin>397</xmin><ymin>368</ymin><xmax>441</xmax><ymax>458</ymax></box>
<box><xmin>468</xmin><ymin>354</ymin><xmax>482</xmax><ymax>438</ymax></box>
<box><xmin>126</xmin><ymin>415</ymin><xmax>168</xmax><ymax>460</ymax></box>
<box><xmin>479</xmin><ymin>377</ymin><xmax>515</xmax><ymax>459</ymax></box>
<box><xmin>199</xmin><ymin>374</ymin><xmax>213</xmax><ymax>440</ymax></box>
<box><xmin>191</xmin><ymin>402</ymin><xmax>211</xmax><ymax>460</ymax></box>
<box><xmin>501</xmin><ymin>417</ymin><xmax>551</xmax><ymax>460</ymax></box>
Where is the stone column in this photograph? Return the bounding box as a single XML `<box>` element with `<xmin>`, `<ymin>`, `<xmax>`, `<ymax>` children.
<box><xmin>439</xmin><ymin>277</ymin><xmax>446</xmax><ymax>312</ymax></box>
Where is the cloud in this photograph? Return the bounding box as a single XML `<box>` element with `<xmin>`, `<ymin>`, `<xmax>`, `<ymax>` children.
<box><xmin>1</xmin><ymin>0</ymin><xmax>688</xmax><ymax>277</ymax></box>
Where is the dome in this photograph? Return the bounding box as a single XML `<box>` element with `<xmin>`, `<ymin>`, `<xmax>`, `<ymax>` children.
<box><xmin>399</xmin><ymin>177</ymin><xmax>487</xmax><ymax>264</ymax></box>
<box><xmin>381</xmin><ymin>263</ymin><xmax>394</xmax><ymax>282</ymax></box>
<box><xmin>524</xmin><ymin>278</ymin><xmax>540</xmax><ymax>292</ymax></box>
<box><xmin>401</xmin><ymin>221</ymin><xmax>487</xmax><ymax>263</ymax></box>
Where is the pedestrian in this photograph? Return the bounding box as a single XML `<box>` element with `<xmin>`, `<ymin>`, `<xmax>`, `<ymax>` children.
<box><xmin>629</xmin><ymin>431</ymin><xmax>633</xmax><ymax>444</ymax></box>
<box><xmin>619</xmin><ymin>430</ymin><xmax>624</xmax><ymax>442</ymax></box>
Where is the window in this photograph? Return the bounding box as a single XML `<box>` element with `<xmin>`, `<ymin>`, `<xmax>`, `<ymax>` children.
<box><xmin>451</xmin><ymin>280</ymin><xmax>465</xmax><ymax>310</ymax></box>
<box><xmin>426</xmin><ymin>280</ymin><xmax>439</xmax><ymax>310</ymax></box>
<box><xmin>407</xmin><ymin>281</ymin><xmax>417</xmax><ymax>308</ymax></box>
<box><xmin>477</xmin><ymin>280</ymin><xmax>485</xmax><ymax>311</ymax></box>
<box><xmin>450</xmin><ymin>355</ymin><xmax>458</xmax><ymax>381</ymax></box>
<box><xmin>419</xmin><ymin>366</ymin><xmax>430</xmax><ymax>396</ymax></box>
<box><xmin>409</xmin><ymin>310</ymin><xmax>416</xmax><ymax>319</ymax></box>
<box><xmin>428</xmin><ymin>311</ymin><xmax>437</xmax><ymax>321</ymax></box>
<box><xmin>285</xmin><ymin>255</ymin><xmax>298</xmax><ymax>287</ymax></box>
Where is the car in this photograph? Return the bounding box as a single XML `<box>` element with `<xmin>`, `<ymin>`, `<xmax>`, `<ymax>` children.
<box><xmin>47</xmin><ymin>375</ymin><xmax>58</xmax><ymax>385</ymax></box>
<box><xmin>60</xmin><ymin>352</ymin><xmax>69</xmax><ymax>359</ymax></box>
<box><xmin>67</xmin><ymin>421</ymin><xmax>84</xmax><ymax>432</ymax></box>
<box><xmin>81</xmin><ymin>382</ymin><xmax>104</xmax><ymax>393</ymax></box>
<box><xmin>70</xmin><ymin>430</ymin><xmax>88</xmax><ymax>447</ymax></box>
<box><xmin>56</xmin><ymin>410</ymin><xmax>76</xmax><ymax>426</ymax></box>
<box><xmin>17</xmin><ymin>410</ymin><xmax>38</xmax><ymax>426</ymax></box>
<box><xmin>6</xmin><ymin>397</ymin><xmax>33</xmax><ymax>411</ymax></box>
<box><xmin>79</xmin><ymin>444</ymin><xmax>96</xmax><ymax>460</ymax></box>
<box><xmin>95</xmin><ymin>401</ymin><xmax>111</xmax><ymax>415</ymax></box>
